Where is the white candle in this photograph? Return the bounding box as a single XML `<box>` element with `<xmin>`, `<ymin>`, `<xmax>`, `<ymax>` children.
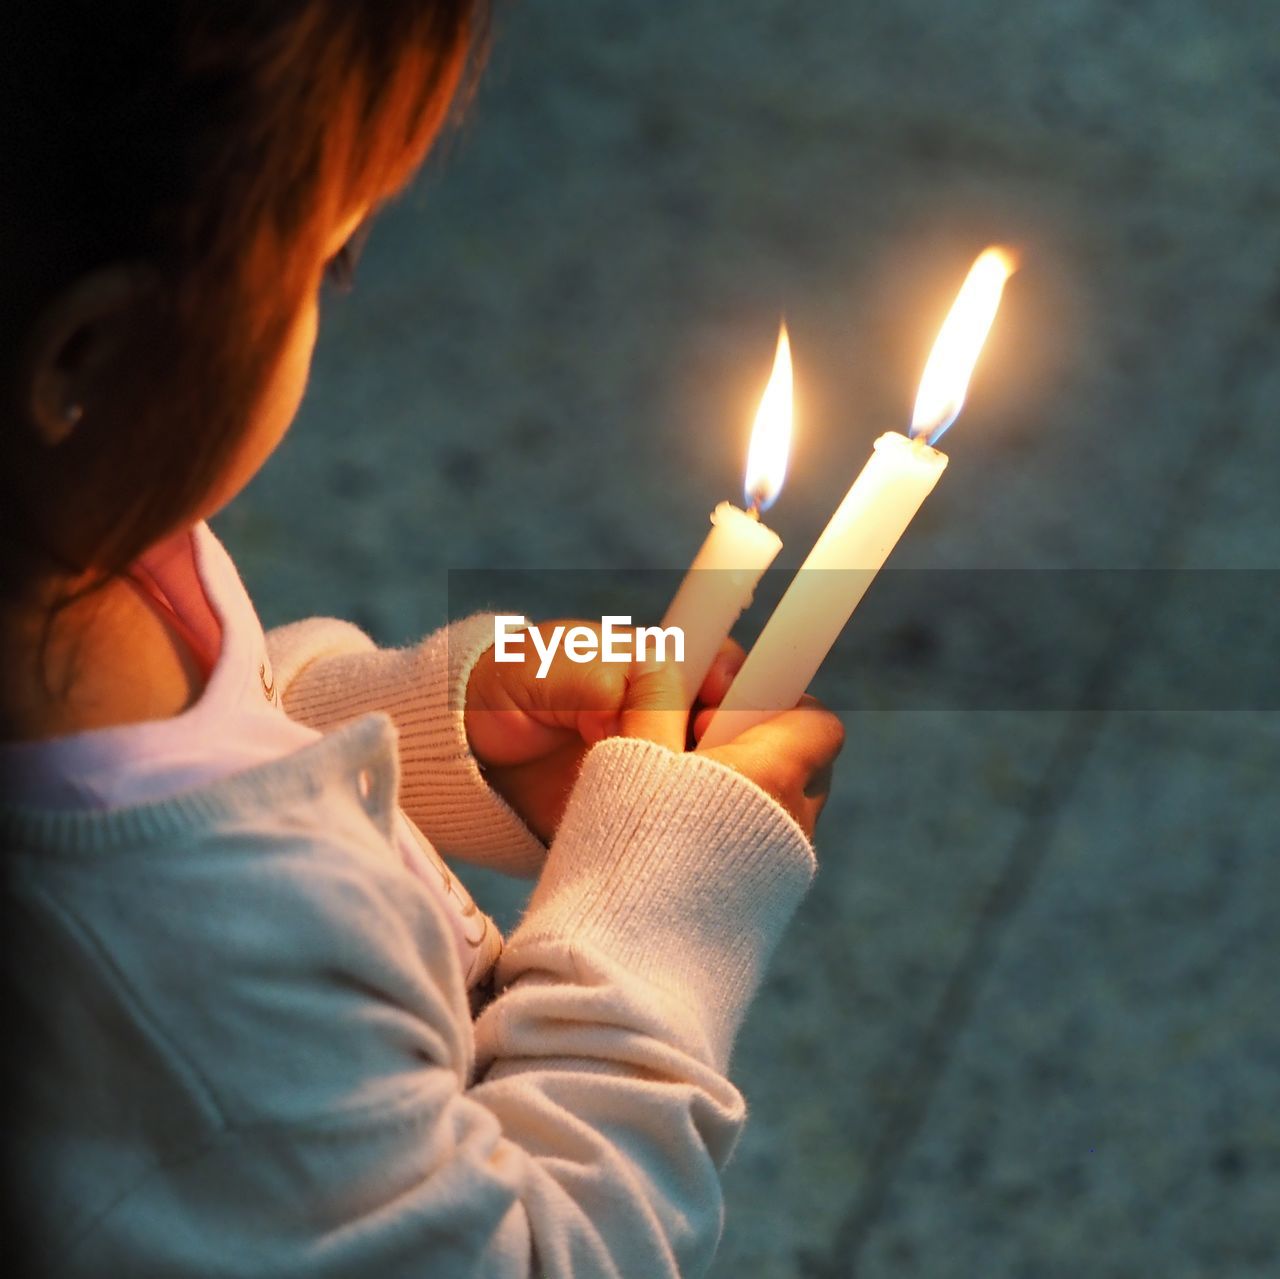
<box><xmin>700</xmin><ymin>247</ymin><xmax>1015</xmax><ymax>748</ymax></box>
<box><xmin>662</xmin><ymin>502</ymin><xmax>783</xmax><ymax>707</ymax></box>
<box><xmin>660</xmin><ymin>324</ymin><xmax>792</xmax><ymax>708</ymax></box>
<box><xmin>699</xmin><ymin>432</ymin><xmax>943</xmax><ymax>746</ymax></box>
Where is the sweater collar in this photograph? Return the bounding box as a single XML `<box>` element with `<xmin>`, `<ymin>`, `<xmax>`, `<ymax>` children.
<box><xmin>0</xmin><ymin>713</ymin><xmax>398</xmax><ymax>857</ymax></box>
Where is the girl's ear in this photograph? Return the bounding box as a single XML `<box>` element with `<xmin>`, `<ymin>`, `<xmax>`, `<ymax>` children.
<box><xmin>23</xmin><ymin>264</ymin><xmax>161</xmax><ymax>447</ymax></box>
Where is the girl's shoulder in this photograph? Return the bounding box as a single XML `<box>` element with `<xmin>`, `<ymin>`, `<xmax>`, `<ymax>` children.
<box><xmin>6</xmin><ymin>712</ymin><xmax>472</xmax><ymax>1130</ymax></box>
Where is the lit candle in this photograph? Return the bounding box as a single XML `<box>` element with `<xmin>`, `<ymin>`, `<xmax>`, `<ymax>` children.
<box><xmin>700</xmin><ymin>247</ymin><xmax>1016</xmax><ymax>748</ymax></box>
<box><xmin>662</xmin><ymin>325</ymin><xmax>791</xmax><ymax>708</ymax></box>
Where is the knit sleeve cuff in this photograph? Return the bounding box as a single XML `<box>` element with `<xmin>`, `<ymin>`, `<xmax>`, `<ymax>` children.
<box><xmin>503</xmin><ymin>737</ymin><xmax>817</xmax><ymax>1069</ymax></box>
<box><xmin>270</xmin><ymin>613</ymin><xmax>546</xmax><ymax>877</ymax></box>
<box><xmin>264</xmin><ymin>616</ymin><xmax>379</xmax><ymax>692</ymax></box>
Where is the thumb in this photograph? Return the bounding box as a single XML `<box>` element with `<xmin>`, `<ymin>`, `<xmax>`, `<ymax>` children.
<box><xmin>617</xmin><ymin>657</ymin><xmax>687</xmax><ymax>752</ymax></box>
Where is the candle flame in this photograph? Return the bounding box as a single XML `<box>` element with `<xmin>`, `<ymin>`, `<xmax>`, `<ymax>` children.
<box><xmin>743</xmin><ymin>323</ymin><xmax>793</xmax><ymax>511</ymax></box>
<box><xmin>910</xmin><ymin>246</ymin><xmax>1017</xmax><ymax>446</ymax></box>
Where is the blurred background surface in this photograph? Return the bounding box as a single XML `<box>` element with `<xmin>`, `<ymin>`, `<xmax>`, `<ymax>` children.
<box><xmin>214</xmin><ymin>2</ymin><xmax>1280</xmax><ymax>1274</ymax></box>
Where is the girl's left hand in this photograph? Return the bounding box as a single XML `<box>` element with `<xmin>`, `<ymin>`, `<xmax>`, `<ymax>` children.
<box><xmin>465</xmin><ymin>620</ymin><xmax>744</xmax><ymax>841</ymax></box>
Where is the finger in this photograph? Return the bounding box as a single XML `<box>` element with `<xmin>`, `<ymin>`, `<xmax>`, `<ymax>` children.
<box><xmin>466</xmin><ymin>643</ymin><xmax>566</xmax><ymax>768</ymax></box>
<box><xmin>695</xmin><ymin>638</ymin><xmax>748</xmax><ymax>708</ymax></box>
<box><xmin>690</xmin><ymin>690</ymin><xmax>830</xmax><ymax>748</ymax></box>
<box><xmin>579</xmin><ymin>707</ymin><xmax>622</xmax><ymax>746</ymax></box>
<box><xmin>502</xmin><ymin>621</ymin><xmax>633</xmax><ymax>743</ymax></box>
<box><xmin>710</xmin><ymin>700</ymin><xmax>845</xmax><ymax>772</ymax></box>
<box><xmin>468</xmin><ymin>624</ymin><xmax>631</xmax><ymax>766</ymax></box>
<box><xmin>691</xmin><ymin>703</ymin><xmax>716</xmax><ymax>744</ymax></box>
<box><xmin>618</xmin><ymin>657</ymin><xmax>688</xmax><ymax>752</ymax></box>
<box><xmin>559</xmin><ymin>660</ymin><xmax>628</xmax><ymax>745</ymax></box>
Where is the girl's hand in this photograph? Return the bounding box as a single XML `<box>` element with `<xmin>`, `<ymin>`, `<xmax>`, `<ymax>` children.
<box><xmin>692</xmin><ymin>697</ymin><xmax>844</xmax><ymax>840</ymax></box>
<box><xmin>603</xmin><ymin>644</ymin><xmax>845</xmax><ymax>840</ymax></box>
<box><xmin>465</xmin><ymin>620</ymin><xmax>745</xmax><ymax>841</ymax></box>
<box><xmin>601</xmin><ymin>645</ymin><xmax>845</xmax><ymax>840</ymax></box>
<box><xmin>466</xmin><ymin>620</ymin><xmax>843</xmax><ymax>842</ymax></box>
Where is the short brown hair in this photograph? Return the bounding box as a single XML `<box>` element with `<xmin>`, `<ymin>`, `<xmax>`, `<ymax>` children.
<box><xmin>1</xmin><ymin>1</ymin><xmax>489</xmax><ymax>589</ymax></box>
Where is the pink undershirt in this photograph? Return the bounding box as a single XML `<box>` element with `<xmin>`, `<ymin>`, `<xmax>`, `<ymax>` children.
<box><xmin>1</xmin><ymin>525</ymin><xmax>324</xmax><ymax>808</ymax></box>
<box><xmin>1</xmin><ymin>524</ymin><xmax>498</xmax><ymax>989</ymax></box>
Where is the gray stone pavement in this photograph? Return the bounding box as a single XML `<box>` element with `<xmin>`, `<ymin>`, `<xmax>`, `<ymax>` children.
<box><xmin>215</xmin><ymin>2</ymin><xmax>1280</xmax><ymax>1274</ymax></box>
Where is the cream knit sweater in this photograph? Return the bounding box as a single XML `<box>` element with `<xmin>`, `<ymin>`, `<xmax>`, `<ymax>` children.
<box><xmin>3</xmin><ymin>597</ymin><xmax>816</xmax><ymax>1277</ymax></box>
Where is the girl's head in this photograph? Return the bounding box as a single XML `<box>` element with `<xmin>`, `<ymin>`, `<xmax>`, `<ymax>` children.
<box><xmin>1</xmin><ymin>2</ymin><xmax>489</xmax><ymax>595</ymax></box>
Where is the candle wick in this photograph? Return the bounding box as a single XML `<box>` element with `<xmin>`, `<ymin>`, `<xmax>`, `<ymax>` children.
<box><xmin>746</xmin><ymin>498</ymin><xmax>762</xmax><ymax>521</ymax></box>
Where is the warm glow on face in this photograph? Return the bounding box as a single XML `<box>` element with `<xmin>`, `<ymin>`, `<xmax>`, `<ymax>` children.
<box><xmin>744</xmin><ymin>323</ymin><xmax>793</xmax><ymax>510</ymax></box>
<box><xmin>911</xmin><ymin>247</ymin><xmax>1017</xmax><ymax>445</ymax></box>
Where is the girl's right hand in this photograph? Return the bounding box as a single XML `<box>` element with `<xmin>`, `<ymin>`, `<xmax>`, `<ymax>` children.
<box><xmin>696</xmin><ymin>698</ymin><xmax>844</xmax><ymax>839</ymax></box>
<box><xmin>618</xmin><ymin>651</ymin><xmax>844</xmax><ymax>840</ymax></box>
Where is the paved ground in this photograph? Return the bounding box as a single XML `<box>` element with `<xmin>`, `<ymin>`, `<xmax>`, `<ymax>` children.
<box><xmin>215</xmin><ymin>2</ymin><xmax>1280</xmax><ymax>1274</ymax></box>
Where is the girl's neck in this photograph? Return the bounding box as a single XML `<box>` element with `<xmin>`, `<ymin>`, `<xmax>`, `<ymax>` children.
<box><xmin>0</xmin><ymin>573</ymin><xmax>208</xmax><ymax>743</ymax></box>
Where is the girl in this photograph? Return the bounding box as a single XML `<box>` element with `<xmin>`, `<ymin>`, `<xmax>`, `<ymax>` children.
<box><xmin>1</xmin><ymin>5</ymin><xmax>844</xmax><ymax>1276</ymax></box>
